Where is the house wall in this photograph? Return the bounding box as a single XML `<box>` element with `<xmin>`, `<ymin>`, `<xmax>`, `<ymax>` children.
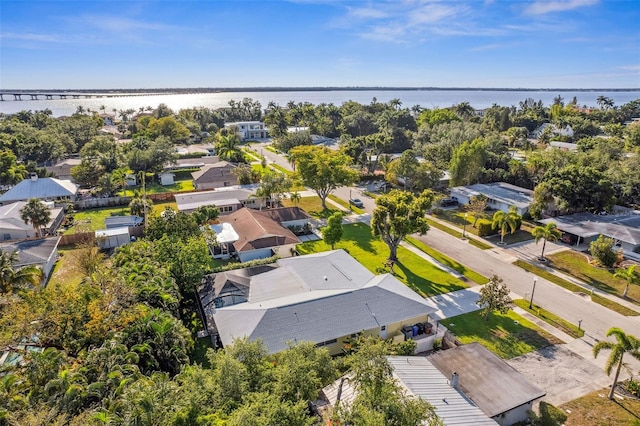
<box><xmin>237</xmin><ymin>248</ymin><xmax>274</xmax><ymax>263</ymax></box>
<box><xmin>0</xmin><ymin>228</ymin><xmax>33</xmax><ymax>241</ymax></box>
<box><xmin>271</xmin><ymin>243</ymin><xmax>297</xmax><ymax>258</ymax></box>
<box><xmin>493</xmin><ymin>402</ymin><xmax>533</xmax><ymax>426</ymax></box>
<box><xmin>194</xmin><ymin>180</ymin><xmax>237</xmax><ymax>191</ymax></box>
<box><xmin>42</xmin><ymin>245</ymin><xmax>59</xmax><ymax>282</ymax></box>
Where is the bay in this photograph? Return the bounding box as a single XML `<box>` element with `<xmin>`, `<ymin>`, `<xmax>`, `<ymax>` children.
<box><xmin>0</xmin><ymin>89</ymin><xmax>638</xmax><ymax>118</ymax></box>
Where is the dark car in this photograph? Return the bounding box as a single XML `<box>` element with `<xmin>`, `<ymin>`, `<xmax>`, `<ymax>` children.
<box><xmin>349</xmin><ymin>198</ymin><xmax>364</xmax><ymax>208</ymax></box>
<box><xmin>439</xmin><ymin>198</ymin><xmax>459</xmax><ymax>207</ymax></box>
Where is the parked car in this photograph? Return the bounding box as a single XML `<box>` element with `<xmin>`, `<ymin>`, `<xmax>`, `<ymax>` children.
<box><xmin>349</xmin><ymin>198</ymin><xmax>364</xmax><ymax>208</ymax></box>
<box><xmin>439</xmin><ymin>198</ymin><xmax>459</xmax><ymax>207</ymax></box>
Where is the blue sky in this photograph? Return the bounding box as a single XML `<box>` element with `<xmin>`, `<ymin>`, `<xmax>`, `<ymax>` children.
<box><xmin>1</xmin><ymin>0</ymin><xmax>639</xmax><ymax>89</ymax></box>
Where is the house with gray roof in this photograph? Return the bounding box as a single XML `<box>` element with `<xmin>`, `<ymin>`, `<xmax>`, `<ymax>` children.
<box><xmin>174</xmin><ymin>185</ymin><xmax>266</xmax><ymax>213</ymax></box>
<box><xmin>0</xmin><ymin>201</ymin><xmax>65</xmax><ymax>241</ymax></box>
<box><xmin>0</xmin><ymin>236</ymin><xmax>61</xmax><ymax>284</ymax></box>
<box><xmin>191</xmin><ymin>161</ymin><xmax>239</xmax><ymax>190</ymax></box>
<box><xmin>428</xmin><ymin>343</ymin><xmax>546</xmax><ymax>426</ymax></box>
<box><xmin>449</xmin><ymin>182</ymin><xmax>533</xmax><ymax>216</ymax></box>
<box><xmin>0</xmin><ymin>174</ymin><xmax>78</xmax><ymax>206</ymax></box>
<box><xmin>198</xmin><ymin>250</ymin><xmax>437</xmax><ymax>355</ymax></box>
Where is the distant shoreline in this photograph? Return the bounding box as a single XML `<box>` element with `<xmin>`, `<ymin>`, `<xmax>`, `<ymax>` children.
<box><xmin>1</xmin><ymin>87</ymin><xmax>639</xmax><ymax>94</ymax></box>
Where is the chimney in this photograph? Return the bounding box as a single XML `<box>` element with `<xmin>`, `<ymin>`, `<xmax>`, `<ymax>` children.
<box><xmin>30</xmin><ymin>172</ymin><xmax>38</xmax><ymax>181</ymax></box>
<box><xmin>450</xmin><ymin>372</ymin><xmax>459</xmax><ymax>389</ymax></box>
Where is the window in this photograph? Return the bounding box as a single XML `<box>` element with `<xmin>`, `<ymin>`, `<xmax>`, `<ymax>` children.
<box><xmin>3</xmin><ymin>234</ymin><xmax>10</xmax><ymax>241</ymax></box>
<box><xmin>316</xmin><ymin>338</ymin><xmax>338</xmax><ymax>347</ymax></box>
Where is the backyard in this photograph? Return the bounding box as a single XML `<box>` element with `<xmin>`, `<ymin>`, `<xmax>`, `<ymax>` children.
<box><xmin>297</xmin><ymin>222</ymin><xmax>468</xmax><ymax>298</ymax></box>
<box><xmin>547</xmin><ymin>250</ymin><xmax>640</xmax><ymax>304</ymax></box>
<box><xmin>65</xmin><ymin>201</ymin><xmax>178</xmax><ymax>234</ymax></box>
<box><xmin>439</xmin><ymin>309</ymin><xmax>563</xmax><ymax>359</ymax></box>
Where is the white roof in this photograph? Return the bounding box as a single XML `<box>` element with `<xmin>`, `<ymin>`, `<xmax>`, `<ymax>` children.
<box><xmin>0</xmin><ymin>177</ymin><xmax>78</xmax><ymax>203</ymax></box>
<box><xmin>96</xmin><ymin>227</ymin><xmax>130</xmax><ymax>237</ymax></box>
<box><xmin>174</xmin><ymin>187</ymin><xmax>257</xmax><ymax>211</ymax></box>
<box><xmin>450</xmin><ymin>182</ymin><xmax>533</xmax><ymax>210</ymax></box>
<box><xmin>209</xmin><ymin>223</ymin><xmax>239</xmax><ymax>244</ymax></box>
<box><xmin>388</xmin><ymin>357</ymin><xmax>498</xmax><ymax>426</ymax></box>
<box><xmin>0</xmin><ymin>201</ymin><xmax>63</xmax><ymax>231</ymax></box>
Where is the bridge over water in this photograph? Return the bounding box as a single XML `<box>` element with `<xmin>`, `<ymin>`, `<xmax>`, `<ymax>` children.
<box><xmin>0</xmin><ymin>91</ymin><xmax>165</xmax><ymax>101</ymax></box>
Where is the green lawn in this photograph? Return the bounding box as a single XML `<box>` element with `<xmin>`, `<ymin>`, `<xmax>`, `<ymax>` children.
<box><xmin>281</xmin><ymin>196</ymin><xmax>346</xmax><ymax>219</ymax></box>
<box><xmin>328</xmin><ymin>194</ymin><xmax>365</xmax><ymax>215</ymax></box>
<box><xmin>513</xmin><ymin>260</ymin><xmax>639</xmax><ymax>316</ymax></box>
<box><xmin>66</xmin><ymin>201</ymin><xmax>177</xmax><ymax>234</ymax></box>
<box><xmin>405</xmin><ymin>236</ymin><xmax>489</xmax><ymax>285</ymax></box>
<box><xmin>48</xmin><ymin>247</ymin><xmax>86</xmax><ymax>287</ymax></box>
<box><xmin>432</xmin><ymin>209</ymin><xmax>534</xmax><ymax>245</ymax></box>
<box><xmin>426</xmin><ymin>218</ymin><xmax>493</xmax><ymax>250</ymax></box>
<box><xmin>547</xmin><ymin>251</ymin><xmax>640</xmax><ymax>304</ymax></box>
<box><xmin>561</xmin><ymin>388</ymin><xmax>640</xmax><ymax>426</ymax></box>
<box><xmin>297</xmin><ymin>223</ymin><xmax>468</xmax><ymax>298</ymax></box>
<box><xmin>440</xmin><ymin>309</ymin><xmax>563</xmax><ymax>359</ymax></box>
<box><xmin>513</xmin><ymin>299</ymin><xmax>584</xmax><ymax>339</ymax></box>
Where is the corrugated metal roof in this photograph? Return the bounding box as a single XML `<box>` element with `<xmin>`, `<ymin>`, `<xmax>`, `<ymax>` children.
<box><xmin>450</xmin><ymin>182</ymin><xmax>533</xmax><ymax>209</ymax></box>
<box><xmin>388</xmin><ymin>356</ymin><xmax>498</xmax><ymax>426</ymax></box>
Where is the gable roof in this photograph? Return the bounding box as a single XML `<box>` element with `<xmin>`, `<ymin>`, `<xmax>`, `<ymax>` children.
<box><xmin>387</xmin><ymin>356</ymin><xmax>498</xmax><ymax>426</ymax></box>
<box><xmin>207</xmin><ymin>250</ymin><xmax>437</xmax><ymax>354</ymax></box>
<box><xmin>174</xmin><ymin>186</ymin><xmax>256</xmax><ymax>211</ymax></box>
<box><xmin>428</xmin><ymin>343</ymin><xmax>546</xmax><ymax>418</ymax></box>
<box><xmin>219</xmin><ymin>208</ymin><xmax>300</xmax><ymax>253</ymax></box>
<box><xmin>0</xmin><ymin>237</ymin><xmax>61</xmax><ymax>267</ymax></box>
<box><xmin>191</xmin><ymin>161</ymin><xmax>238</xmax><ymax>184</ymax></box>
<box><xmin>254</xmin><ymin>207</ymin><xmax>311</xmax><ymax>223</ymax></box>
<box><xmin>0</xmin><ymin>177</ymin><xmax>78</xmax><ymax>204</ymax></box>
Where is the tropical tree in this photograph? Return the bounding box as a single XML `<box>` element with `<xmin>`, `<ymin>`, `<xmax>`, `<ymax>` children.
<box><xmin>20</xmin><ymin>198</ymin><xmax>51</xmax><ymax>238</ymax></box>
<box><xmin>593</xmin><ymin>327</ymin><xmax>640</xmax><ymax>400</ymax></box>
<box><xmin>0</xmin><ymin>248</ymin><xmax>43</xmax><ymax>294</ymax></box>
<box><xmin>322</xmin><ymin>212</ymin><xmax>343</xmax><ymax>250</ymax></box>
<box><xmin>128</xmin><ymin>196</ymin><xmax>153</xmax><ymax>218</ymax></box>
<box><xmin>477</xmin><ymin>275</ymin><xmax>512</xmax><ymax>321</ymax></box>
<box><xmin>191</xmin><ymin>205</ymin><xmax>220</xmax><ymax>226</ymax></box>
<box><xmin>531</xmin><ymin>222</ymin><xmax>562</xmax><ymax>261</ymax></box>
<box><xmin>289</xmin><ymin>146</ymin><xmax>359</xmax><ymax>210</ymax></box>
<box><xmin>467</xmin><ymin>194</ymin><xmax>488</xmax><ymax>227</ymax></box>
<box><xmin>216</xmin><ymin>133</ymin><xmax>244</xmax><ymax>163</ymax></box>
<box><xmin>289</xmin><ymin>191</ymin><xmax>301</xmax><ymax>206</ymax></box>
<box><xmin>0</xmin><ymin>149</ymin><xmax>29</xmax><ymax>186</ymax></box>
<box><xmin>371</xmin><ymin>189</ymin><xmax>434</xmax><ymax>261</ymax></box>
<box><xmin>614</xmin><ymin>265</ymin><xmax>639</xmax><ymax>299</ymax></box>
<box><xmin>491</xmin><ymin>207</ymin><xmax>520</xmax><ymax>245</ymax></box>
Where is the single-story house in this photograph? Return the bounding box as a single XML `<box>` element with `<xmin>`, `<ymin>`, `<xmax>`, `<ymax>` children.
<box><xmin>45</xmin><ymin>158</ymin><xmax>82</xmax><ymax>181</ymax></box>
<box><xmin>254</xmin><ymin>206</ymin><xmax>312</xmax><ymax>229</ymax></box>
<box><xmin>449</xmin><ymin>182</ymin><xmax>533</xmax><ymax>216</ymax></box>
<box><xmin>191</xmin><ymin>161</ymin><xmax>239</xmax><ymax>190</ymax></box>
<box><xmin>208</xmin><ymin>222</ymin><xmax>240</xmax><ymax>259</ymax></box>
<box><xmin>96</xmin><ymin>227</ymin><xmax>131</xmax><ymax>250</ymax></box>
<box><xmin>428</xmin><ymin>343</ymin><xmax>546</xmax><ymax>426</ymax></box>
<box><xmin>0</xmin><ymin>236</ymin><xmax>61</xmax><ymax>284</ymax></box>
<box><xmin>224</xmin><ymin>121</ymin><xmax>269</xmax><ymax>141</ymax></box>
<box><xmin>218</xmin><ymin>207</ymin><xmax>300</xmax><ymax>262</ymax></box>
<box><xmin>322</xmin><ymin>356</ymin><xmax>498</xmax><ymax>425</ymax></box>
<box><xmin>174</xmin><ymin>186</ymin><xmax>266</xmax><ymax>213</ymax></box>
<box><xmin>541</xmin><ymin>212</ymin><xmax>640</xmax><ymax>255</ymax></box>
<box><xmin>198</xmin><ymin>249</ymin><xmax>437</xmax><ymax>355</ymax></box>
<box><xmin>104</xmin><ymin>215</ymin><xmax>143</xmax><ymax>229</ymax></box>
<box><xmin>163</xmin><ymin>155</ymin><xmax>221</xmax><ymax>172</ymax></box>
<box><xmin>98</xmin><ymin>113</ymin><xmax>116</xmax><ymax>126</ymax></box>
<box><xmin>533</xmin><ymin>123</ymin><xmax>574</xmax><ymax>139</ymax></box>
<box><xmin>0</xmin><ymin>201</ymin><xmax>65</xmax><ymax>241</ymax></box>
<box><xmin>0</xmin><ymin>174</ymin><xmax>79</xmax><ymax>206</ymax></box>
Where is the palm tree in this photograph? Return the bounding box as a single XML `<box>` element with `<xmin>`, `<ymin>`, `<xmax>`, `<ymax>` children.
<box><xmin>215</xmin><ymin>134</ymin><xmax>243</xmax><ymax>163</ymax></box>
<box><xmin>614</xmin><ymin>265</ymin><xmax>639</xmax><ymax>298</ymax></box>
<box><xmin>0</xmin><ymin>249</ymin><xmax>42</xmax><ymax>294</ymax></box>
<box><xmin>531</xmin><ymin>222</ymin><xmax>562</xmax><ymax>261</ymax></box>
<box><xmin>593</xmin><ymin>327</ymin><xmax>640</xmax><ymax>400</ymax></box>
<box><xmin>289</xmin><ymin>192</ymin><xmax>301</xmax><ymax>206</ymax></box>
<box><xmin>455</xmin><ymin>101</ymin><xmax>474</xmax><ymax>119</ymax></box>
<box><xmin>20</xmin><ymin>198</ymin><xmax>51</xmax><ymax>238</ymax></box>
<box><xmin>491</xmin><ymin>207</ymin><xmax>520</xmax><ymax>245</ymax></box>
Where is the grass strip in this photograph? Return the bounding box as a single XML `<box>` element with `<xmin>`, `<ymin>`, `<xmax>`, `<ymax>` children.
<box><xmin>560</xmin><ymin>388</ymin><xmax>640</xmax><ymax>425</ymax></box>
<box><xmin>513</xmin><ymin>299</ymin><xmax>585</xmax><ymax>338</ymax></box>
<box><xmin>513</xmin><ymin>260</ymin><xmax>639</xmax><ymax>317</ymax></box>
<box><xmin>405</xmin><ymin>236</ymin><xmax>489</xmax><ymax>285</ymax></box>
<box><xmin>270</xmin><ymin>163</ymin><xmax>293</xmax><ymax>176</ymax></box>
<box><xmin>426</xmin><ymin>218</ymin><xmax>493</xmax><ymax>250</ymax></box>
<box><xmin>328</xmin><ymin>194</ymin><xmax>365</xmax><ymax>215</ymax></box>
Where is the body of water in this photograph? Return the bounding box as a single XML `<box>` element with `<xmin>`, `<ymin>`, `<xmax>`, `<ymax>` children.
<box><xmin>1</xmin><ymin>89</ymin><xmax>638</xmax><ymax>117</ymax></box>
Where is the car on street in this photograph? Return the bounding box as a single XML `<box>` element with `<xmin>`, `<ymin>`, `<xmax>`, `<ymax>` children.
<box><xmin>349</xmin><ymin>198</ymin><xmax>364</xmax><ymax>208</ymax></box>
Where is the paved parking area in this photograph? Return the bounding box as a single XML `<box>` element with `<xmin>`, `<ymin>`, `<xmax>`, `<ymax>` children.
<box><xmin>508</xmin><ymin>344</ymin><xmax>610</xmax><ymax>406</ymax></box>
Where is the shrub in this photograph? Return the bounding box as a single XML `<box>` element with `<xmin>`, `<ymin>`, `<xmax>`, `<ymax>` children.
<box><xmin>432</xmin><ymin>337</ymin><xmax>443</xmax><ymax>351</ymax></box>
<box><xmin>625</xmin><ymin>378</ymin><xmax>640</xmax><ymax>397</ymax></box>
<box><xmin>392</xmin><ymin>339</ymin><xmax>417</xmax><ymax>356</ymax></box>
<box><xmin>589</xmin><ymin>235</ymin><xmax>618</xmax><ymax>268</ymax></box>
<box><xmin>477</xmin><ymin>219</ymin><xmax>497</xmax><ymax>236</ymax></box>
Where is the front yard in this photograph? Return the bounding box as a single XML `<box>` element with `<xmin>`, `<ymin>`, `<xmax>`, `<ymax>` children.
<box><xmin>281</xmin><ymin>196</ymin><xmax>347</xmax><ymax>219</ymax></box>
<box><xmin>560</xmin><ymin>388</ymin><xmax>640</xmax><ymax>425</ymax></box>
<box><xmin>439</xmin><ymin>309</ymin><xmax>563</xmax><ymax>359</ymax></box>
<box><xmin>547</xmin><ymin>250</ymin><xmax>640</xmax><ymax>305</ymax></box>
<box><xmin>297</xmin><ymin>222</ymin><xmax>468</xmax><ymax>298</ymax></box>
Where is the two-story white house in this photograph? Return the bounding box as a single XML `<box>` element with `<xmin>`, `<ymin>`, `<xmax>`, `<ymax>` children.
<box><xmin>224</xmin><ymin>121</ymin><xmax>269</xmax><ymax>141</ymax></box>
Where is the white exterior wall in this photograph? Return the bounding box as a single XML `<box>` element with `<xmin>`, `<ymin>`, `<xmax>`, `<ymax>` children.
<box><xmin>237</xmin><ymin>248</ymin><xmax>274</xmax><ymax>262</ymax></box>
<box><xmin>493</xmin><ymin>402</ymin><xmax>533</xmax><ymax>426</ymax></box>
<box><xmin>0</xmin><ymin>228</ymin><xmax>33</xmax><ymax>241</ymax></box>
<box><xmin>42</xmin><ymin>246</ymin><xmax>58</xmax><ymax>282</ymax></box>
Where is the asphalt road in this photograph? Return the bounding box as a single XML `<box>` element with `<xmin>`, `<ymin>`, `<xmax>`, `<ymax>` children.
<box><xmin>411</xmin><ymin>226</ymin><xmax>640</xmax><ymax>343</ymax></box>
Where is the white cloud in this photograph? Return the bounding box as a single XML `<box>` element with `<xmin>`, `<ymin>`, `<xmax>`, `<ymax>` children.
<box><xmin>523</xmin><ymin>0</ymin><xmax>598</xmax><ymax>15</ymax></box>
<box><xmin>619</xmin><ymin>64</ymin><xmax>640</xmax><ymax>71</ymax></box>
<box><xmin>0</xmin><ymin>32</ymin><xmax>66</xmax><ymax>43</ymax></box>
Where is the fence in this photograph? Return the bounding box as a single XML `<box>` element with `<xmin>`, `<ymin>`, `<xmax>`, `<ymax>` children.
<box><xmin>59</xmin><ymin>226</ymin><xmax>145</xmax><ymax>247</ymax></box>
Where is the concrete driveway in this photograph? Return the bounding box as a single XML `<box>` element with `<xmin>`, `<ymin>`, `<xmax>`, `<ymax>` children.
<box><xmin>508</xmin><ymin>345</ymin><xmax>610</xmax><ymax>406</ymax></box>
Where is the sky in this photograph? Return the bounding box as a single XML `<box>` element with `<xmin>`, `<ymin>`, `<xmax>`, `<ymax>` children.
<box><xmin>1</xmin><ymin>0</ymin><xmax>639</xmax><ymax>89</ymax></box>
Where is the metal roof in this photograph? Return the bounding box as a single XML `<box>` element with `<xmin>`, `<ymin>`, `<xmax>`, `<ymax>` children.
<box><xmin>388</xmin><ymin>356</ymin><xmax>498</xmax><ymax>426</ymax></box>
<box><xmin>174</xmin><ymin>187</ymin><xmax>256</xmax><ymax>211</ymax></box>
<box><xmin>428</xmin><ymin>343</ymin><xmax>546</xmax><ymax>418</ymax></box>
<box><xmin>0</xmin><ymin>236</ymin><xmax>60</xmax><ymax>267</ymax></box>
<box><xmin>0</xmin><ymin>177</ymin><xmax>78</xmax><ymax>204</ymax></box>
<box><xmin>541</xmin><ymin>213</ymin><xmax>640</xmax><ymax>245</ymax></box>
<box><xmin>0</xmin><ymin>201</ymin><xmax>63</xmax><ymax>231</ymax></box>
<box><xmin>450</xmin><ymin>182</ymin><xmax>533</xmax><ymax>209</ymax></box>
